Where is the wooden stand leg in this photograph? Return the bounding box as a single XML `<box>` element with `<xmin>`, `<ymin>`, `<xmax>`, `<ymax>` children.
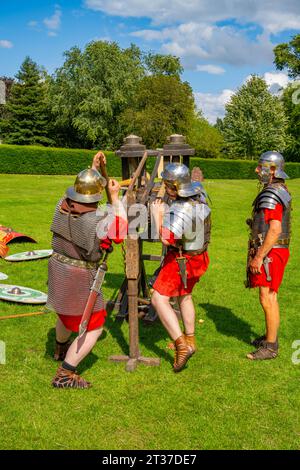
<box><xmin>109</xmin><ymin>189</ymin><xmax>160</xmax><ymax>371</ymax></box>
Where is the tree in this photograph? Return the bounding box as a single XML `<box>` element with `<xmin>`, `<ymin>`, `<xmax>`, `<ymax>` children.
<box><xmin>273</xmin><ymin>34</ymin><xmax>300</xmax><ymax>161</ymax></box>
<box><xmin>144</xmin><ymin>52</ymin><xmax>183</xmax><ymax>77</ymax></box>
<box><xmin>221</xmin><ymin>76</ymin><xmax>287</xmax><ymax>160</ymax></box>
<box><xmin>48</xmin><ymin>41</ymin><xmax>144</xmax><ymax>149</ymax></box>
<box><xmin>0</xmin><ymin>58</ymin><xmax>52</xmax><ymax>145</ymax></box>
<box><xmin>119</xmin><ymin>75</ymin><xmax>195</xmax><ymax>148</ymax></box>
<box><xmin>281</xmin><ymin>84</ymin><xmax>300</xmax><ymax>161</ymax></box>
<box><xmin>274</xmin><ymin>34</ymin><xmax>300</xmax><ymax>79</ymax></box>
<box><xmin>187</xmin><ymin>112</ymin><xmax>224</xmax><ymax>158</ymax></box>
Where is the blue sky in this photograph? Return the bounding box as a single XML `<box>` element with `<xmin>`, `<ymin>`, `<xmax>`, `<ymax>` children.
<box><xmin>0</xmin><ymin>0</ymin><xmax>299</xmax><ymax>122</ymax></box>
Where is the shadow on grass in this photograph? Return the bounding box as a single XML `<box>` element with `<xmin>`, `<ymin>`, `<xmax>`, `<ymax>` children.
<box><xmin>104</xmin><ymin>302</ymin><xmax>172</xmax><ymax>365</ymax></box>
<box><xmin>200</xmin><ymin>302</ymin><xmax>258</xmax><ymax>345</ymax></box>
<box><xmin>103</xmin><ymin>272</ymin><xmax>125</xmax><ymax>298</ymax></box>
<box><xmin>104</xmin><ymin>271</ymin><xmax>172</xmax><ymax>365</ymax></box>
<box><xmin>44</xmin><ymin>327</ymin><xmax>100</xmax><ymax>374</ymax></box>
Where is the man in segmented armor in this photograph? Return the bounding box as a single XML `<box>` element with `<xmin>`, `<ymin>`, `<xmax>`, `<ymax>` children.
<box><xmin>151</xmin><ymin>163</ymin><xmax>211</xmax><ymax>372</ymax></box>
<box><xmin>48</xmin><ymin>152</ymin><xmax>126</xmax><ymax>389</ymax></box>
<box><xmin>246</xmin><ymin>151</ymin><xmax>291</xmax><ymax>360</ymax></box>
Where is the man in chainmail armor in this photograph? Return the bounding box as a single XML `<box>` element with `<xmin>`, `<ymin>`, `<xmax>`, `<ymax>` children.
<box><xmin>48</xmin><ymin>152</ymin><xmax>126</xmax><ymax>388</ymax></box>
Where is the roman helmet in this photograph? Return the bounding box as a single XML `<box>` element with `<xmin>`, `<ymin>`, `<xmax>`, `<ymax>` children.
<box><xmin>257</xmin><ymin>151</ymin><xmax>289</xmax><ymax>183</ymax></box>
<box><xmin>66</xmin><ymin>168</ymin><xmax>107</xmax><ymax>203</ymax></box>
<box><xmin>161</xmin><ymin>162</ymin><xmax>203</xmax><ymax>198</ymax></box>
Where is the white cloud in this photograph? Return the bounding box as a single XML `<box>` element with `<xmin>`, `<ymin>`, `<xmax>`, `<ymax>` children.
<box><xmin>43</xmin><ymin>6</ymin><xmax>62</xmax><ymax>31</ymax></box>
<box><xmin>28</xmin><ymin>20</ymin><xmax>38</xmax><ymax>28</ymax></box>
<box><xmin>134</xmin><ymin>22</ymin><xmax>273</xmax><ymax>69</ymax></box>
<box><xmin>263</xmin><ymin>72</ymin><xmax>290</xmax><ymax>94</ymax></box>
<box><xmin>86</xmin><ymin>1</ymin><xmax>300</xmax><ymax>70</ymax></box>
<box><xmin>85</xmin><ymin>0</ymin><xmax>300</xmax><ymax>33</ymax></box>
<box><xmin>195</xmin><ymin>89</ymin><xmax>234</xmax><ymax>124</ymax></box>
<box><xmin>196</xmin><ymin>65</ymin><xmax>225</xmax><ymax>75</ymax></box>
<box><xmin>0</xmin><ymin>40</ymin><xmax>13</xmax><ymax>48</ymax></box>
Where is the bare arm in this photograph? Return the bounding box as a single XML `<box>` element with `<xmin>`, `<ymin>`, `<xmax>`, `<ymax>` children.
<box><xmin>151</xmin><ymin>199</ymin><xmax>170</xmax><ymax>245</ymax></box>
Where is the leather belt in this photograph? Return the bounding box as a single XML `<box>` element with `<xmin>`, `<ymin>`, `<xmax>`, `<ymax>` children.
<box><xmin>52</xmin><ymin>252</ymin><xmax>99</xmax><ymax>269</ymax></box>
<box><xmin>168</xmin><ymin>247</ymin><xmax>207</xmax><ymax>256</ymax></box>
<box><xmin>251</xmin><ymin>238</ymin><xmax>290</xmax><ymax>248</ymax></box>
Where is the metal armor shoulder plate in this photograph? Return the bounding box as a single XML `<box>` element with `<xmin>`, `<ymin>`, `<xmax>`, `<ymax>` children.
<box><xmin>254</xmin><ymin>185</ymin><xmax>291</xmax><ymax>210</ymax></box>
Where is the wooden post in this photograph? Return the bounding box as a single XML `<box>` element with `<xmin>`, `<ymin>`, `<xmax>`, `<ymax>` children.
<box><xmin>109</xmin><ymin>189</ymin><xmax>160</xmax><ymax>371</ymax></box>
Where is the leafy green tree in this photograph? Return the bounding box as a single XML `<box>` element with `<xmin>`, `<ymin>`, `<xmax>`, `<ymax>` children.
<box><xmin>222</xmin><ymin>75</ymin><xmax>287</xmax><ymax>160</ymax></box>
<box><xmin>144</xmin><ymin>52</ymin><xmax>183</xmax><ymax>77</ymax></box>
<box><xmin>188</xmin><ymin>112</ymin><xmax>224</xmax><ymax>158</ymax></box>
<box><xmin>281</xmin><ymin>84</ymin><xmax>300</xmax><ymax>161</ymax></box>
<box><xmin>120</xmin><ymin>75</ymin><xmax>195</xmax><ymax>148</ymax></box>
<box><xmin>49</xmin><ymin>41</ymin><xmax>144</xmax><ymax>149</ymax></box>
<box><xmin>274</xmin><ymin>34</ymin><xmax>300</xmax><ymax>79</ymax></box>
<box><xmin>215</xmin><ymin>117</ymin><xmax>224</xmax><ymax>133</ymax></box>
<box><xmin>273</xmin><ymin>34</ymin><xmax>300</xmax><ymax>161</ymax></box>
<box><xmin>0</xmin><ymin>58</ymin><xmax>52</xmax><ymax>145</ymax></box>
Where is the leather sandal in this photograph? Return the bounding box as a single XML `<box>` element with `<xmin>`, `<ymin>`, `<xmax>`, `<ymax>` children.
<box><xmin>246</xmin><ymin>340</ymin><xmax>278</xmax><ymax>360</ymax></box>
<box><xmin>51</xmin><ymin>366</ymin><xmax>92</xmax><ymax>389</ymax></box>
<box><xmin>167</xmin><ymin>334</ymin><xmax>196</xmax><ymax>354</ymax></box>
<box><xmin>173</xmin><ymin>335</ymin><xmax>192</xmax><ymax>372</ymax></box>
<box><xmin>185</xmin><ymin>334</ymin><xmax>196</xmax><ymax>355</ymax></box>
<box><xmin>251</xmin><ymin>335</ymin><xmax>278</xmax><ymax>349</ymax></box>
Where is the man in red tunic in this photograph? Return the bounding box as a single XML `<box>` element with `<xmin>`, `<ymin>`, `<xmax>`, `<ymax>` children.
<box><xmin>246</xmin><ymin>151</ymin><xmax>291</xmax><ymax>360</ymax></box>
<box><xmin>48</xmin><ymin>152</ymin><xmax>126</xmax><ymax>388</ymax></box>
<box><xmin>151</xmin><ymin>163</ymin><xmax>211</xmax><ymax>372</ymax></box>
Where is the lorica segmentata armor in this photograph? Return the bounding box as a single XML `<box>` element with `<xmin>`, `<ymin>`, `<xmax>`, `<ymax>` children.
<box><xmin>250</xmin><ymin>183</ymin><xmax>291</xmax><ymax>248</ymax></box>
<box><xmin>163</xmin><ymin>196</ymin><xmax>211</xmax><ymax>251</ymax></box>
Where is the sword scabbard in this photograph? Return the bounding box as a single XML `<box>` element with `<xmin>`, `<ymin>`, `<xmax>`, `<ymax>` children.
<box><xmin>176</xmin><ymin>250</ymin><xmax>188</xmax><ymax>289</ymax></box>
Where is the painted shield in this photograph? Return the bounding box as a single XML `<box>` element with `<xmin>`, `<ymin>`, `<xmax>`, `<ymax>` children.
<box><xmin>0</xmin><ymin>226</ymin><xmax>37</xmax><ymax>245</ymax></box>
<box><xmin>5</xmin><ymin>249</ymin><xmax>53</xmax><ymax>262</ymax></box>
<box><xmin>0</xmin><ymin>284</ymin><xmax>47</xmax><ymax>304</ymax></box>
<box><xmin>0</xmin><ymin>272</ymin><xmax>8</xmax><ymax>281</ymax></box>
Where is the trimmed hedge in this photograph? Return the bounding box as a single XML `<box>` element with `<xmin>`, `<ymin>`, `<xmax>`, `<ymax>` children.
<box><xmin>0</xmin><ymin>144</ymin><xmax>300</xmax><ymax>179</ymax></box>
<box><xmin>0</xmin><ymin>145</ymin><xmax>120</xmax><ymax>176</ymax></box>
<box><xmin>147</xmin><ymin>157</ymin><xmax>300</xmax><ymax>179</ymax></box>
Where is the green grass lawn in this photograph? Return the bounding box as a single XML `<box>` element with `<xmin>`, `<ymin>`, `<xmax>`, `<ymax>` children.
<box><xmin>0</xmin><ymin>174</ymin><xmax>299</xmax><ymax>450</ymax></box>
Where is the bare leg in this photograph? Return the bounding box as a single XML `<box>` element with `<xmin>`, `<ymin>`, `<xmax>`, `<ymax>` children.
<box><xmin>65</xmin><ymin>328</ymin><xmax>103</xmax><ymax>368</ymax></box>
<box><xmin>259</xmin><ymin>287</ymin><xmax>280</xmax><ymax>343</ymax></box>
<box><xmin>151</xmin><ymin>290</ymin><xmax>182</xmax><ymax>341</ymax></box>
<box><xmin>55</xmin><ymin>318</ymin><xmax>72</xmax><ymax>343</ymax></box>
<box><xmin>178</xmin><ymin>294</ymin><xmax>195</xmax><ymax>335</ymax></box>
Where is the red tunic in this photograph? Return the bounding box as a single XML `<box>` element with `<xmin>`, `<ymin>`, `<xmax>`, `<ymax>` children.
<box><xmin>153</xmin><ymin>227</ymin><xmax>209</xmax><ymax>297</ymax></box>
<box><xmin>58</xmin><ymin>215</ymin><xmax>127</xmax><ymax>332</ymax></box>
<box><xmin>249</xmin><ymin>203</ymin><xmax>289</xmax><ymax>293</ymax></box>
